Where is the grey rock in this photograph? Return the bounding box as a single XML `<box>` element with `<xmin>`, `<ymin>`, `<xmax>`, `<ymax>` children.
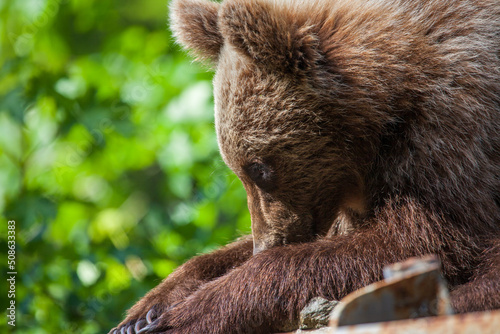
<box><xmin>299</xmin><ymin>297</ymin><xmax>340</xmax><ymax>330</ymax></box>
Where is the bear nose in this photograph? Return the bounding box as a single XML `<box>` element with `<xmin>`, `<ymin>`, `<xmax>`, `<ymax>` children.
<box><xmin>253</xmin><ymin>237</ymin><xmax>283</xmax><ymax>255</ymax></box>
<box><xmin>253</xmin><ymin>240</ymin><xmax>267</xmax><ymax>255</ymax></box>
<box><xmin>253</xmin><ymin>245</ymin><xmax>264</xmax><ymax>255</ymax></box>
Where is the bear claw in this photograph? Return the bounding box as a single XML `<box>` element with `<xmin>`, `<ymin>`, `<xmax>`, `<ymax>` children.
<box><xmin>111</xmin><ymin>304</ymin><xmax>176</xmax><ymax>334</ymax></box>
<box><xmin>110</xmin><ymin>309</ymin><xmax>156</xmax><ymax>334</ymax></box>
<box><xmin>135</xmin><ymin>319</ymin><xmax>147</xmax><ymax>331</ymax></box>
<box><xmin>146</xmin><ymin>308</ymin><xmax>157</xmax><ymax>323</ymax></box>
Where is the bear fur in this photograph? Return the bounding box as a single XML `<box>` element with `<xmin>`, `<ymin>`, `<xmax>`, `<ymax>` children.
<box><xmin>110</xmin><ymin>0</ymin><xmax>500</xmax><ymax>333</ymax></box>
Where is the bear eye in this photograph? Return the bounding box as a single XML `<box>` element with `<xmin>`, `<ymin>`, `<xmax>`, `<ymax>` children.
<box><xmin>245</xmin><ymin>160</ymin><xmax>276</xmax><ymax>191</ymax></box>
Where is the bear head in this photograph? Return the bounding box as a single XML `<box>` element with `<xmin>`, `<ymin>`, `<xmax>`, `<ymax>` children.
<box><xmin>170</xmin><ymin>0</ymin><xmax>451</xmax><ymax>254</ymax></box>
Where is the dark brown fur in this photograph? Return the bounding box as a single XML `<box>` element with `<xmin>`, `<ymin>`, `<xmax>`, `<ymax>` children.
<box><xmin>110</xmin><ymin>0</ymin><xmax>500</xmax><ymax>333</ymax></box>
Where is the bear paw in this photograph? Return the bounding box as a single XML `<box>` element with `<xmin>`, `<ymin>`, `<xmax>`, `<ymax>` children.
<box><xmin>108</xmin><ymin>306</ymin><xmax>169</xmax><ymax>334</ymax></box>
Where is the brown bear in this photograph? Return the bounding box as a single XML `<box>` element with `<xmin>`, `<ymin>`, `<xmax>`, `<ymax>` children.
<box><xmin>110</xmin><ymin>0</ymin><xmax>500</xmax><ymax>333</ymax></box>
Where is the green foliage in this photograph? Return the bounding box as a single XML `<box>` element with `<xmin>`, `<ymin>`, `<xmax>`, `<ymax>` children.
<box><xmin>0</xmin><ymin>0</ymin><xmax>250</xmax><ymax>332</ymax></box>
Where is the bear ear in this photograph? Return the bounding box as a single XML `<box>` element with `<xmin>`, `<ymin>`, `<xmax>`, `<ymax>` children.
<box><xmin>170</xmin><ymin>0</ymin><xmax>223</xmax><ymax>63</ymax></box>
<box><xmin>219</xmin><ymin>0</ymin><xmax>322</xmax><ymax>75</ymax></box>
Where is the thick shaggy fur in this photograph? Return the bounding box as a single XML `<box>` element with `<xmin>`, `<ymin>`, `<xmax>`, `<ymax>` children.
<box><xmin>110</xmin><ymin>0</ymin><xmax>500</xmax><ymax>333</ymax></box>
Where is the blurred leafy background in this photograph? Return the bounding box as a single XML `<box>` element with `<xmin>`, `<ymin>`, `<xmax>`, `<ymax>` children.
<box><xmin>0</xmin><ymin>0</ymin><xmax>250</xmax><ymax>332</ymax></box>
